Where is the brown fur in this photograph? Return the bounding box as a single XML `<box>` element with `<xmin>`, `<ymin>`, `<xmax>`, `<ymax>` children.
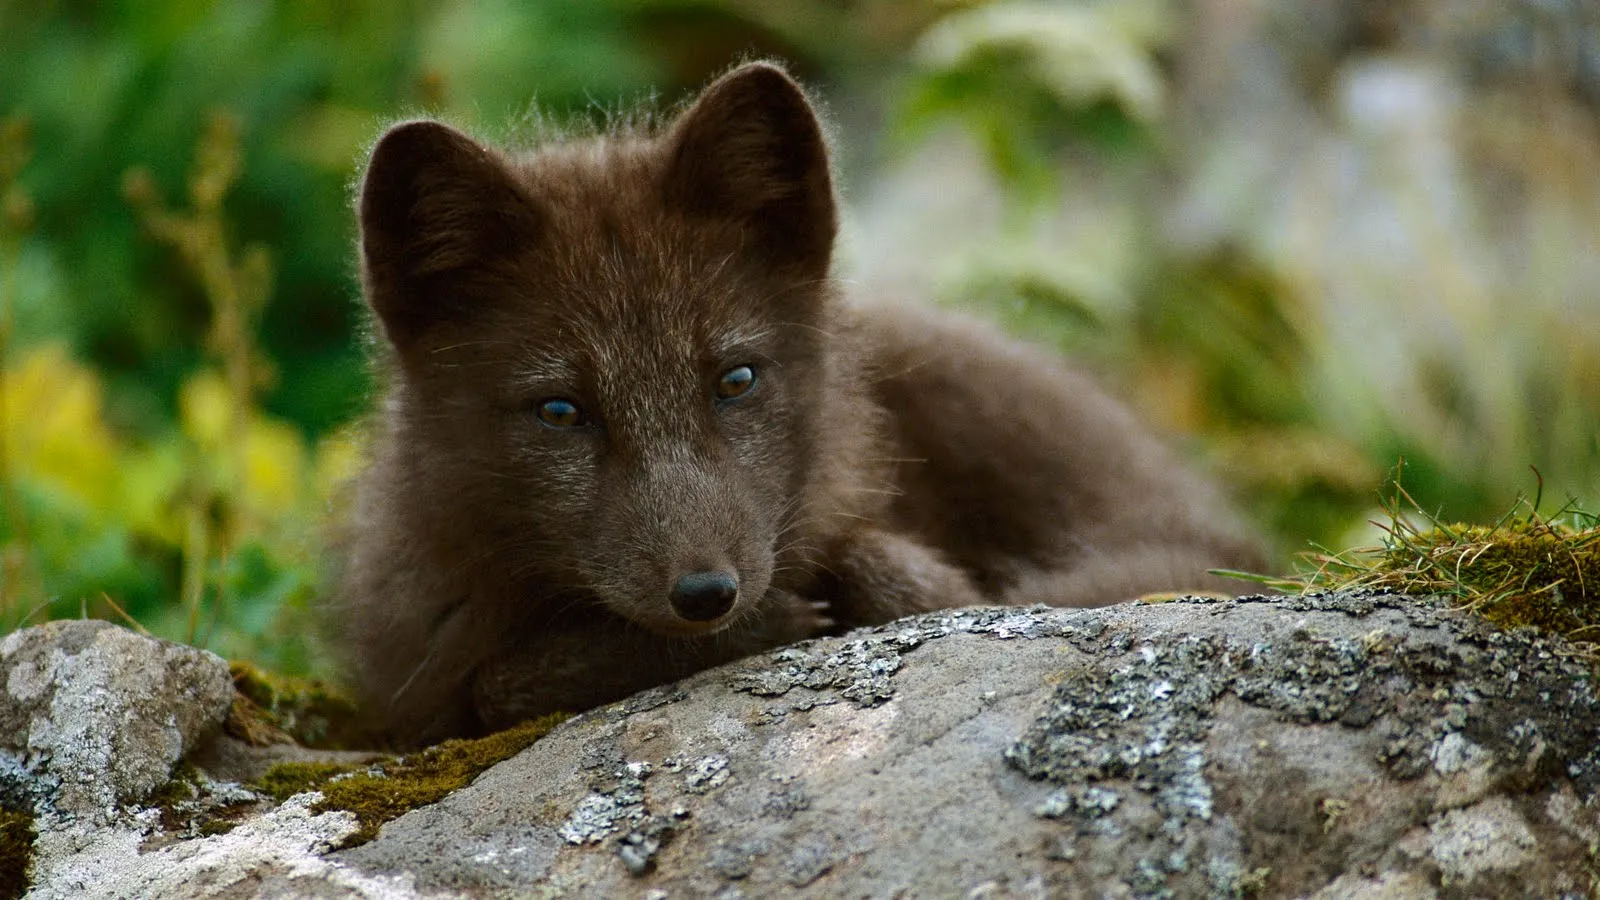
<box><xmin>336</xmin><ymin>62</ymin><xmax>1269</xmax><ymax>746</ymax></box>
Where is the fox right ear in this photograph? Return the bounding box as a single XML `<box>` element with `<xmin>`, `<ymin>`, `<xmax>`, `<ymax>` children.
<box><xmin>662</xmin><ymin>63</ymin><xmax>837</xmax><ymax>278</ymax></box>
<box><xmin>358</xmin><ymin>120</ymin><xmax>540</xmax><ymax>350</ymax></box>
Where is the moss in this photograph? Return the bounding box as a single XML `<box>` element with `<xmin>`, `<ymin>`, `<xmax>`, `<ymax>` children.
<box><xmin>1396</xmin><ymin>522</ymin><xmax>1598</xmax><ymax>636</ymax></box>
<box><xmin>254</xmin><ymin>761</ymin><xmax>356</xmax><ymax>804</ymax></box>
<box><xmin>147</xmin><ymin>762</ymin><xmax>202</xmax><ymax>809</ymax></box>
<box><xmin>1281</xmin><ymin>482</ymin><xmax>1599</xmax><ymax>650</ymax></box>
<box><xmin>1237</xmin><ymin>866</ymin><xmax>1273</xmax><ymax>897</ymax></box>
<box><xmin>148</xmin><ymin>762</ymin><xmax>203</xmax><ymax>835</ymax></box>
<box><xmin>224</xmin><ymin>692</ymin><xmax>295</xmax><ymax>748</ymax></box>
<box><xmin>195</xmin><ymin>818</ymin><xmax>241</xmax><ymax>838</ymax></box>
<box><xmin>253</xmin><ymin>714</ymin><xmax>569</xmax><ymax>848</ymax></box>
<box><xmin>228</xmin><ymin>660</ymin><xmax>367</xmax><ymax>749</ymax></box>
<box><xmin>146</xmin><ymin>762</ymin><xmax>258</xmax><ymax>840</ymax></box>
<box><xmin>0</xmin><ymin>807</ymin><xmax>34</xmax><ymax>900</ymax></box>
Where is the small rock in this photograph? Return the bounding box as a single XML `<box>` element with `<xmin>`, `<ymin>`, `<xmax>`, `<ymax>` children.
<box><xmin>1</xmin><ymin>620</ymin><xmax>233</xmax><ymax>821</ymax></box>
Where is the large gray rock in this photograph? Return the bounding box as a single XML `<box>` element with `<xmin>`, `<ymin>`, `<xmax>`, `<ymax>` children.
<box><xmin>1</xmin><ymin>619</ymin><xmax>234</xmax><ymax>822</ymax></box>
<box><xmin>336</xmin><ymin>593</ymin><xmax>1600</xmax><ymax>898</ymax></box>
<box><xmin>15</xmin><ymin>593</ymin><xmax>1600</xmax><ymax>898</ymax></box>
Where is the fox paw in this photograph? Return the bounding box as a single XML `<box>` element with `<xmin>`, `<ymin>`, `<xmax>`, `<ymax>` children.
<box><xmin>803</xmin><ymin>598</ymin><xmax>838</xmax><ymax>635</ymax></box>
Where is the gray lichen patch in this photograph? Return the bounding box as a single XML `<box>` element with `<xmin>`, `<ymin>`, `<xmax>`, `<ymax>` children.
<box><xmin>1005</xmin><ymin>633</ymin><xmax>1234</xmax><ymax>896</ymax></box>
<box><xmin>603</xmin><ymin>685</ymin><xmax>689</xmax><ymax>723</ymax></box>
<box><xmin>1426</xmin><ymin>797</ymin><xmax>1537</xmax><ymax>884</ymax></box>
<box><xmin>558</xmin><ymin>761</ymin><xmax>651</xmax><ymax>845</ymax></box>
<box><xmin>1</xmin><ymin>620</ymin><xmax>234</xmax><ymax>823</ymax></box>
<box><xmin>730</xmin><ymin>637</ymin><xmax>910</xmax><ymax>706</ymax></box>
<box><xmin>668</xmin><ymin>754</ymin><xmax>730</xmax><ymax>794</ymax></box>
<box><xmin>730</xmin><ymin>606</ymin><xmax>1084</xmax><ymax>709</ymax></box>
<box><xmin>557</xmin><ymin>751</ymin><xmax>732</xmax><ymax>876</ymax></box>
<box><xmin>1007</xmin><ymin>592</ymin><xmax>1600</xmax><ymax>897</ymax></box>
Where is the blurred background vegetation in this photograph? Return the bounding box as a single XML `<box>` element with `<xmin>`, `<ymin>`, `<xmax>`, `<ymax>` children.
<box><xmin>1</xmin><ymin>0</ymin><xmax>1597</xmax><ymax>678</ymax></box>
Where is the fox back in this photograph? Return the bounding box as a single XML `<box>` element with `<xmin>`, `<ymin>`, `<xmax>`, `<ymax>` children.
<box><xmin>337</xmin><ymin>62</ymin><xmax>1268</xmax><ymax>745</ymax></box>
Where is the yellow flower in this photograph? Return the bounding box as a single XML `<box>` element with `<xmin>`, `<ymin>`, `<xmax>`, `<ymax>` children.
<box><xmin>119</xmin><ymin>441</ymin><xmax>187</xmax><ymax>546</ymax></box>
<box><xmin>177</xmin><ymin>369</ymin><xmax>308</xmax><ymax>521</ymax></box>
<box><xmin>311</xmin><ymin>425</ymin><xmax>366</xmax><ymax>508</ymax></box>
<box><xmin>178</xmin><ymin>370</ymin><xmax>233</xmax><ymax>452</ymax></box>
<box><xmin>1</xmin><ymin>343</ymin><xmax>122</xmax><ymax>517</ymax></box>
<box><xmin>242</xmin><ymin>415</ymin><xmax>306</xmax><ymax>519</ymax></box>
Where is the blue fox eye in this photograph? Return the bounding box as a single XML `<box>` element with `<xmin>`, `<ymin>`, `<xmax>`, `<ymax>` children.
<box><xmin>535</xmin><ymin>398</ymin><xmax>583</xmax><ymax>428</ymax></box>
<box><xmin>716</xmin><ymin>365</ymin><xmax>756</xmax><ymax>400</ymax></box>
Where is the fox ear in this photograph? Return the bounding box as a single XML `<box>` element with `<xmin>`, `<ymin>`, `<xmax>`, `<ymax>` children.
<box><xmin>662</xmin><ymin>62</ymin><xmax>837</xmax><ymax>276</ymax></box>
<box><xmin>358</xmin><ymin>120</ymin><xmax>541</xmax><ymax>349</ymax></box>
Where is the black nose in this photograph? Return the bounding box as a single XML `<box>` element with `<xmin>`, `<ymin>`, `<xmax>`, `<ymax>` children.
<box><xmin>669</xmin><ymin>571</ymin><xmax>739</xmax><ymax>622</ymax></box>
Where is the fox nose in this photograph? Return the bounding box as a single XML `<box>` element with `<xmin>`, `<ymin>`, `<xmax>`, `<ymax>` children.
<box><xmin>669</xmin><ymin>571</ymin><xmax>739</xmax><ymax>622</ymax></box>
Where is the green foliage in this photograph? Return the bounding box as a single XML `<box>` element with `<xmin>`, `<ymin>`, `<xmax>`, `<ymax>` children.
<box><xmin>0</xmin><ymin>1</ymin><xmax>710</xmax><ymax>674</ymax></box>
<box><xmin>0</xmin><ymin>107</ymin><xmax>356</xmax><ymax>674</ymax></box>
<box><xmin>0</xmin><ymin>0</ymin><xmax>682</xmax><ymax>438</ymax></box>
<box><xmin>891</xmin><ymin>0</ymin><xmax>1599</xmax><ymax>554</ymax></box>
<box><xmin>0</xmin><ymin>0</ymin><xmax>1595</xmax><ymax>684</ymax></box>
<box><xmin>897</xmin><ymin>0</ymin><xmax>1169</xmax><ymax>204</ymax></box>
<box><xmin>1133</xmin><ymin>252</ymin><xmax>1380</xmax><ymax>547</ymax></box>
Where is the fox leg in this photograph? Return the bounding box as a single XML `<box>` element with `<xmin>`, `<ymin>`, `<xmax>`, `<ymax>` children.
<box><xmin>999</xmin><ymin>543</ymin><xmax>1254</xmax><ymax>609</ymax></box>
<box><xmin>822</xmin><ymin>528</ymin><xmax>985</xmax><ymax>627</ymax></box>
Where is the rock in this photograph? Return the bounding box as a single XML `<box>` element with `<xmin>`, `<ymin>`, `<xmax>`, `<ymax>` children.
<box><xmin>15</xmin><ymin>593</ymin><xmax>1600</xmax><ymax>898</ymax></box>
<box><xmin>1</xmin><ymin>619</ymin><xmax>234</xmax><ymax>822</ymax></box>
<box><xmin>24</xmin><ymin>794</ymin><xmax>415</xmax><ymax>900</ymax></box>
<box><xmin>334</xmin><ymin>593</ymin><xmax>1599</xmax><ymax>898</ymax></box>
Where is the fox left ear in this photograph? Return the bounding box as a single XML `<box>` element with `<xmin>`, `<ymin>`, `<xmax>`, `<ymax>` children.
<box><xmin>359</xmin><ymin>120</ymin><xmax>543</xmax><ymax>352</ymax></box>
<box><xmin>662</xmin><ymin>62</ymin><xmax>837</xmax><ymax>277</ymax></box>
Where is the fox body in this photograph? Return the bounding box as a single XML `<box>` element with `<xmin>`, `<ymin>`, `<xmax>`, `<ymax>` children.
<box><xmin>338</xmin><ymin>62</ymin><xmax>1267</xmax><ymax>745</ymax></box>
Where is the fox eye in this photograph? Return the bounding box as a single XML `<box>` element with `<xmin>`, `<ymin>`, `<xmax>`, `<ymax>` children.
<box><xmin>535</xmin><ymin>398</ymin><xmax>584</xmax><ymax>428</ymax></box>
<box><xmin>715</xmin><ymin>365</ymin><xmax>756</xmax><ymax>401</ymax></box>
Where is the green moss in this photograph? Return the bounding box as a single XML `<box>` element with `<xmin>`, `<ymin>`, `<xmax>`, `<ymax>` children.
<box><xmin>147</xmin><ymin>762</ymin><xmax>202</xmax><ymax>810</ymax></box>
<box><xmin>252</xmin><ymin>714</ymin><xmax>569</xmax><ymax>848</ymax></box>
<box><xmin>254</xmin><ymin>761</ymin><xmax>356</xmax><ymax>804</ymax></box>
<box><xmin>0</xmin><ymin>807</ymin><xmax>34</xmax><ymax>900</ymax></box>
<box><xmin>148</xmin><ymin>762</ymin><xmax>204</xmax><ymax>836</ymax></box>
<box><xmin>228</xmin><ymin>661</ymin><xmax>367</xmax><ymax>749</ymax></box>
<box><xmin>146</xmin><ymin>762</ymin><xmax>257</xmax><ymax>839</ymax></box>
<box><xmin>196</xmin><ymin>818</ymin><xmax>241</xmax><ymax>838</ymax></box>
<box><xmin>1389</xmin><ymin>522</ymin><xmax>1598</xmax><ymax>638</ymax></box>
<box><xmin>1282</xmin><ymin>481</ymin><xmax>1599</xmax><ymax>649</ymax></box>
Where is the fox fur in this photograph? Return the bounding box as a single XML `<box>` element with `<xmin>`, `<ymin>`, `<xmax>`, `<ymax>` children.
<box><xmin>336</xmin><ymin>61</ymin><xmax>1269</xmax><ymax>746</ymax></box>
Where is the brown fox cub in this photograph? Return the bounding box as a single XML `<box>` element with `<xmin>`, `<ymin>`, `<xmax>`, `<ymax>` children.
<box><xmin>337</xmin><ymin>61</ymin><xmax>1267</xmax><ymax>745</ymax></box>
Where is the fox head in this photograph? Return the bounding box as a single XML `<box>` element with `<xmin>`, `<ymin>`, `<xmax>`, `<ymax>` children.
<box><xmin>356</xmin><ymin>62</ymin><xmax>840</xmax><ymax>637</ymax></box>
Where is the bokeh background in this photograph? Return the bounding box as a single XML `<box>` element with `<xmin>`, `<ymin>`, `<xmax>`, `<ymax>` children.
<box><xmin>2</xmin><ymin>0</ymin><xmax>1597</xmax><ymax>677</ymax></box>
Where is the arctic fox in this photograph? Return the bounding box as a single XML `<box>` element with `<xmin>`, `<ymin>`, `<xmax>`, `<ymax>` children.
<box><xmin>336</xmin><ymin>61</ymin><xmax>1268</xmax><ymax>745</ymax></box>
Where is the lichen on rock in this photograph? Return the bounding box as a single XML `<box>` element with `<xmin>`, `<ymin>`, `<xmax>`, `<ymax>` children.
<box><xmin>1006</xmin><ymin>592</ymin><xmax>1600</xmax><ymax>896</ymax></box>
<box><xmin>9</xmin><ymin>593</ymin><xmax>1600</xmax><ymax>898</ymax></box>
<box><xmin>730</xmin><ymin>605</ymin><xmax>1084</xmax><ymax>711</ymax></box>
<box><xmin>0</xmin><ymin>619</ymin><xmax>234</xmax><ymax>822</ymax></box>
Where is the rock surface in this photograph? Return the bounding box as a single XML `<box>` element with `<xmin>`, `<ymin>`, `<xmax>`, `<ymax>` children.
<box><xmin>12</xmin><ymin>593</ymin><xmax>1600</xmax><ymax>898</ymax></box>
<box><xmin>1</xmin><ymin>619</ymin><xmax>234</xmax><ymax>822</ymax></box>
<box><xmin>336</xmin><ymin>594</ymin><xmax>1600</xmax><ymax>898</ymax></box>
